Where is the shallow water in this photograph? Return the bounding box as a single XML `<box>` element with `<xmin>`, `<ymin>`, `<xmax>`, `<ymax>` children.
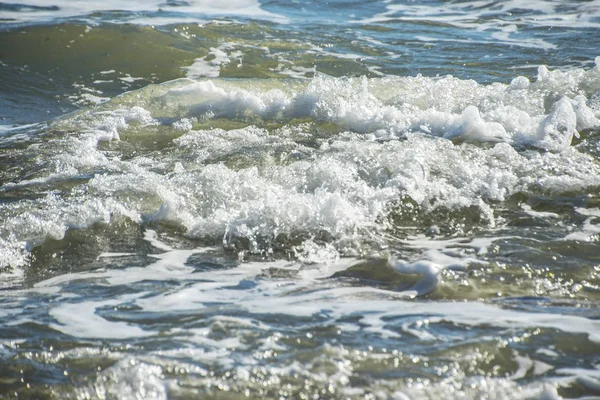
<box><xmin>1</xmin><ymin>1</ymin><xmax>600</xmax><ymax>399</ymax></box>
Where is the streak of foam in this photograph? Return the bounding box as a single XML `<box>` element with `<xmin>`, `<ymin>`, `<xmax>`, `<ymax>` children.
<box><xmin>1</xmin><ymin>61</ymin><xmax>600</xmax><ymax>270</ymax></box>
<box><xmin>1</xmin><ymin>0</ymin><xmax>289</xmax><ymax>26</ymax></box>
<box><xmin>2</xmin><ymin>230</ymin><xmax>595</xmax><ymax>398</ymax></box>
<box><xmin>185</xmin><ymin>43</ymin><xmax>236</xmax><ymax>79</ymax></box>
<box><xmin>359</xmin><ymin>1</ymin><xmax>600</xmax><ymax>49</ymax></box>
<box><xmin>563</xmin><ymin>207</ymin><xmax>600</xmax><ymax>242</ymax></box>
<box><xmin>28</xmin><ymin>231</ymin><xmax>600</xmax><ymax>344</ymax></box>
<box><xmin>49</xmin><ymin>299</ymin><xmax>154</xmax><ymax>339</ymax></box>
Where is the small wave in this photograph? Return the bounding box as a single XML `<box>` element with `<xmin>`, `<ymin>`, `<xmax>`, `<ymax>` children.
<box><xmin>1</xmin><ymin>60</ymin><xmax>600</xmax><ymax>271</ymax></box>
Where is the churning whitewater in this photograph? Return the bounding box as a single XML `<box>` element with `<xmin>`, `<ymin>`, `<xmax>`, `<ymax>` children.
<box><xmin>2</xmin><ymin>61</ymin><xmax>600</xmax><ymax>269</ymax></box>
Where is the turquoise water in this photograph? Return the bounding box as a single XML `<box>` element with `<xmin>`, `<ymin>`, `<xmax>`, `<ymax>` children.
<box><xmin>1</xmin><ymin>1</ymin><xmax>600</xmax><ymax>399</ymax></box>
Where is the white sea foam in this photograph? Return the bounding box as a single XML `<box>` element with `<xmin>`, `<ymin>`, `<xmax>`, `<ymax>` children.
<box><xmin>2</xmin><ymin>0</ymin><xmax>288</xmax><ymax>25</ymax></box>
<box><xmin>387</xmin><ymin>257</ymin><xmax>441</xmax><ymax>297</ymax></box>
<box><xmin>119</xmin><ymin>75</ymin><xmax>145</xmax><ymax>83</ymax></box>
<box><xmin>50</xmin><ymin>299</ymin><xmax>154</xmax><ymax>339</ymax></box>
<box><xmin>521</xmin><ymin>204</ymin><xmax>559</xmax><ymax>219</ymax></box>
<box><xmin>563</xmin><ymin>208</ymin><xmax>600</xmax><ymax>242</ymax></box>
<box><xmin>6</xmin><ymin>236</ymin><xmax>592</xmax><ymax>400</ymax></box>
<box><xmin>76</xmin><ymin>350</ymin><xmax>564</xmax><ymax>400</ymax></box>
<box><xmin>0</xmin><ymin>228</ymin><xmax>593</xmax><ymax>397</ymax></box>
<box><xmin>167</xmin><ymin>59</ymin><xmax>600</xmax><ymax>147</ymax></box>
<box><xmin>78</xmin><ymin>359</ymin><xmax>168</xmax><ymax>400</ymax></box>
<box><xmin>358</xmin><ymin>0</ymin><xmax>600</xmax><ymax>49</ymax></box>
<box><xmin>185</xmin><ymin>44</ymin><xmax>233</xmax><ymax>78</ymax></box>
<box><xmin>0</xmin><ymin>123</ymin><xmax>40</xmax><ymax>136</ymax></box>
<box><xmin>2</xmin><ymin>62</ymin><xmax>600</xmax><ymax>269</ymax></box>
<box><xmin>22</xmin><ymin>230</ymin><xmax>600</xmax><ymax>345</ymax></box>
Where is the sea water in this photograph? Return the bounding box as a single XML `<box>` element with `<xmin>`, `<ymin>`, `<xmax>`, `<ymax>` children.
<box><xmin>1</xmin><ymin>1</ymin><xmax>600</xmax><ymax>399</ymax></box>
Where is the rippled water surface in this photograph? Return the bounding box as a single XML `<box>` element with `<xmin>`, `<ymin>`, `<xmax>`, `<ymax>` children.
<box><xmin>1</xmin><ymin>1</ymin><xmax>600</xmax><ymax>399</ymax></box>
